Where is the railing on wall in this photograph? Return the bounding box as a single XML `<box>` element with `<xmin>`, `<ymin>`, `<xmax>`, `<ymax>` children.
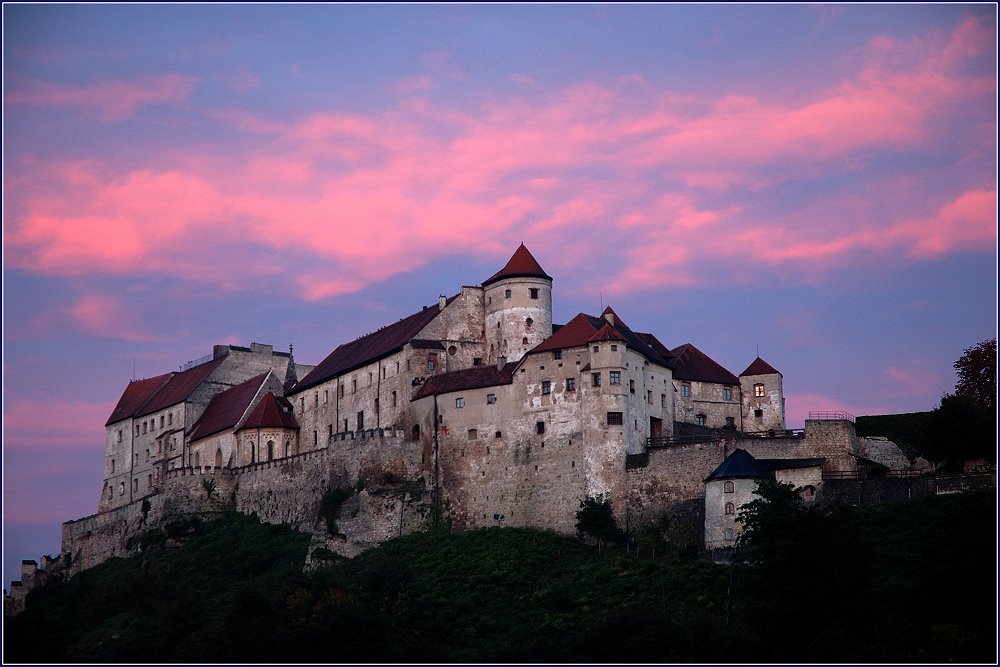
<box><xmin>740</xmin><ymin>429</ymin><xmax>805</xmax><ymax>439</ymax></box>
<box><xmin>646</xmin><ymin>435</ymin><xmax>725</xmax><ymax>448</ymax></box>
<box><xmin>808</xmin><ymin>411</ymin><xmax>856</xmax><ymax>423</ymax></box>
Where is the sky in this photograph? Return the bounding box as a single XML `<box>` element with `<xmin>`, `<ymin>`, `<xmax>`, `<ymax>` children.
<box><xmin>2</xmin><ymin>3</ymin><xmax>996</xmax><ymax>587</ymax></box>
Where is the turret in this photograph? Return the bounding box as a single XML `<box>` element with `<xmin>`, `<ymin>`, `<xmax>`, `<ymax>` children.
<box><xmin>482</xmin><ymin>244</ymin><xmax>553</xmax><ymax>363</ymax></box>
<box><xmin>739</xmin><ymin>357</ymin><xmax>785</xmax><ymax>431</ymax></box>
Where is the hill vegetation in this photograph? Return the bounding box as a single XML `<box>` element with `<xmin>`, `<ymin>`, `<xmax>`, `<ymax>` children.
<box><xmin>4</xmin><ymin>489</ymin><xmax>995</xmax><ymax>663</ymax></box>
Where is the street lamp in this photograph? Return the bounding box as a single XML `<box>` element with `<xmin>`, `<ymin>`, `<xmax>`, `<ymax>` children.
<box><xmin>494</xmin><ymin>513</ymin><xmax>505</xmax><ymax>568</ymax></box>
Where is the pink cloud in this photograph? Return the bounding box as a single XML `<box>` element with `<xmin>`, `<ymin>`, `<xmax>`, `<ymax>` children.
<box><xmin>6</xmin><ymin>73</ymin><xmax>197</xmax><ymax>122</ymax></box>
<box><xmin>4</xmin><ymin>399</ymin><xmax>112</xmax><ymax>448</ymax></box>
<box><xmin>69</xmin><ymin>293</ymin><xmax>165</xmax><ymax>343</ymax></box>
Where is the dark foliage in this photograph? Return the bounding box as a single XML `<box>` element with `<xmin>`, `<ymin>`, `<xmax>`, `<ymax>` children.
<box><xmin>954</xmin><ymin>338</ymin><xmax>996</xmax><ymax>409</ymax></box>
<box><xmin>575</xmin><ymin>494</ymin><xmax>621</xmax><ymax>545</ymax></box>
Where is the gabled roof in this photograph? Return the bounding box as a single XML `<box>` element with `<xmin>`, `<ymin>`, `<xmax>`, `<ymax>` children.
<box><xmin>670</xmin><ymin>343</ymin><xmax>740</xmax><ymax>385</ymax></box>
<box><xmin>482</xmin><ymin>243</ymin><xmax>552</xmax><ymax>286</ymax></box>
<box><xmin>528</xmin><ymin>307</ymin><xmax>675</xmax><ymax>368</ymax></box>
<box><xmin>189</xmin><ymin>373</ymin><xmax>270</xmax><ymax>443</ymax></box>
<box><xmin>105</xmin><ymin>373</ymin><xmax>174</xmax><ymax>426</ymax></box>
<box><xmin>412</xmin><ymin>362</ymin><xmax>517</xmax><ymax>400</ymax></box>
<box><xmin>290</xmin><ymin>297</ymin><xmax>456</xmax><ymax>396</ymax></box>
<box><xmin>704</xmin><ymin>448</ymin><xmax>824</xmax><ymax>482</ymax></box>
<box><xmin>741</xmin><ymin>356</ymin><xmax>781</xmax><ymax>377</ymax></box>
<box><xmin>588</xmin><ymin>323</ymin><xmax>626</xmax><ymax>343</ymax></box>
<box><xmin>240</xmin><ymin>392</ymin><xmax>299</xmax><ymax>431</ymax></box>
<box><xmin>136</xmin><ymin>356</ymin><xmax>228</xmax><ymax>417</ymax></box>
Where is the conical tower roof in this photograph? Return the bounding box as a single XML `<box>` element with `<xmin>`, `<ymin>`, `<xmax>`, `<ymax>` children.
<box><xmin>482</xmin><ymin>243</ymin><xmax>552</xmax><ymax>286</ymax></box>
<box><xmin>740</xmin><ymin>357</ymin><xmax>781</xmax><ymax>377</ymax></box>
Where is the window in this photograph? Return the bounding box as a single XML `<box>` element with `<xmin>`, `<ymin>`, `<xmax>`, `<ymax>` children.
<box><xmin>801</xmin><ymin>485</ymin><xmax>816</xmax><ymax>499</ymax></box>
<box><xmin>117</xmin><ymin>430</ymin><xmax>122</xmax><ymax>443</ymax></box>
<box><xmin>724</xmin><ymin>481</ymin><xmax>735</xmax><ymax>493</ymax></box>
<box><xmin>607</xmin><ymin>412</ymin><xmax>624</xmax><ymax>425</ymax></box>
<box><xmin>473</xmin><ymin>357</ymin><xmax>483</xmax><ymax>366</ymax></box>
<box><xmin>339</xmin><ymin>384</ymin><xmax>345</xmax><ymax>398</ymax></box>
<box><xmin>629</xmin><ymin>379</ymin><xmax>635</xmax><ymax>393</ymax></box>
<box><xmin>352</xmin><ymin>379</ymin><xmax>357</xmax><ymax>392</ymax></box>
<box><xmin>661</xmin><ymin>394</ymin><xmax>666</xmax><ymax>407</ymax></box>
<box><xmin>148</xmin><ymin>473</ymin><xmax>153</xmax><ymax>488</ymax></box>
<box><xmin>329</xmin><ymin>424</ymin><xmax>333</xmax><ymax>438</ymax></box>
<box><xmin>368</xmin><ymin>372</ymin><xmax>372</xmax><ymax>385</ymax></box>
<box><xmin>505</xmin><ymin>289</ymin><xmax>512</xmax><ymax>299</ymax></box>
<box><xmin>725</xmin><ymin>417</ymin><xmax>735</xmax><ymax>428</ymax></box>
<box><xmin>593</xmin><ymin>345</ymin><xmax>599</xmax><ymax>352</ymax></box>
<box><xmin>535</xmin><ymin>421</ymin><xmax>545</xmax><ymax>434</ymax></box>
<box><xmin>392</xmin><ymin>391</ymin><xmax>397</xmax><ymax>407</ymax></box>
<box><xmin>566</xmin><ymin>377</ymin><xmax>576</xmax><ymax>392</ymax></box>
<box><xmin>300</xmin><ymin>398</ymin><xmax>305</xmax><ymax>411</ymax></box>
<box><xmin>324</xmin><ymin>390</ymin><xmax>329</xmax><ymax>404</ymax></box>
<box><xmin>754</xmin><ymin>408</ymin><xmax>763</xmax><ymax>418</ymax></box>
<box><xmin>647</xmin><ymin>390</ymin><xmax>652</xmax><ymax>404</ymax></box>
<box><xmin>314</xmin><ymin>431</ymin><xmax>318</xmax><ymax>446</ymax></box>
<box><xmin>529</xmin><ymin>288</ymin><xmax>539</xmax><ymax>299</ymax></box>
<box><xmin>428</xmin><ymin>354</ymin><xmax>437</xmax><ymax>371</ymax></box>
<box><xmin>696</xmin><ymin>414</ymin><xmax>706</xmax><ymax>426</ymax></box>
<box><xmin>267</xmin><ymin>441</ymin><xmax>274</xmax><ymax>460</ymax></box>
<box><xmin>468</xmin><ymin>429</ymin><xmax>478</xmax><ymax>440</ymax></box>
<box><xmin>120</xmin><ymin>481</ymin><xmax>125</xmax><ymax>496</ymax></box>
<box><xmin>160</xmin><ymin>415</ymin><xmax>164</xmax><ymax>428</ymax></box>
<box><xmin>525</xmin><ymin>317</ymin><xmax>533</xmax><ymax>328</ymax></box>
<box><xmin>609</xmin><ymin>371</ymin><xmax>621</xmax><ymax>385</ymax></box>
<box><xmin>541</xmin><ymin>380</ymin><xmax>551</xmax><ymax>395</ymax></box>
<box><xmin>554</xmin><ymin>350</ymin><xmax>562</xmax><ymax>360</ymax></box>
<box><xmin>487</xmin><ymin>393</ymin><xmax>497</xmax><ymax>405</ymax></box>
<box><xmin>592</xmin><ymin>372</ymin><xmax>602</xmax><ymax>387</ymax></box>
<box><xmin>150</xmin><ymin>420</ymin><xmax>154</xmax><ymax>432</ymax></box>
<box><xmin>522</xmin><ymin>337</ymin><xmax>528</xmax><ymax>345</ymax></box>
<box><xmin>135</xmin><ymin>424</ymin><xmax>140</xmax><ymax>436</ymax></box>
<box><xmin>145</xmin><ymin>449</ymin><xmax>150</xmax><ymax>461</ymax></box>
<box><xmin>753</xmin><ymin>383</ymin><xmax>765</xmax><ymax>398</ymax></box>
<box><xmin>495</xmin><ymin>431</ymin><xmax>502</xmax><ymax>438</ymax></box>
<box><xmin>143</xmin><ymin>422</ymin><xmax>147</xmax><ymax>434</ymax></box>
<box><xmin>611</xmin><ymin>344</ymin><xmax>618</xmax><ymax>352</ymax></box>
<box><xmin>723</xmin><ymin>387</ymin><xmax>733</xmax><ymax>401</ymax></box>
<box><xmin>725</xmin><ymin>528</ymin><xmax>735</xmax><ymax>541</ymax></box>
<box><xmin>110</xmin><ymin>459</ymin><xmax>115</xmax><ymax>473</ymax></box>
<box><xmin>168</xmin><ymin>412</ymin><xmax>173</xmax><ymax>425</ymax></box>
<box><xmin>456</xmin><ymin>398</ymin><xmax>465</xmax><ymax>408</ymax></box>
<box><xmin>357</xmin><ymin>411</ymin><xmax>364</xmax><ymax>430</ymax></box>
<box><xmin>725</xmin><ymin>502</ymin><xmax>735</xmax><ymax>515</ymax></box>
<box><xmin>133</xmin><ymin>478</ymin><xmax>139</xmax><ymax>492</ymax></box>
<box><xmin>680</xmin><ymin>383</ymin><xmax>691</xmax><ymax>397</ymax></box>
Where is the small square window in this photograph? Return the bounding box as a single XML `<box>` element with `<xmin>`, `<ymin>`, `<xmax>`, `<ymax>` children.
<box><xmin>611</xmin><ymin>344</ymin><xmax>618</xmax><ymax>352</ymax></box>
<box><xmin>487</xmin><ymin>393</ymin><xmax>497</xmax><ymax>404</ymax></box>
<box><xmin>473</xmin><ymin>357</ymin><xmax>483</xmax><ymax>366</ymax></box>
<box><xmin>607</xmin><ymin>412</ymin><xmax>623</xmax><ymax>425</ymax></box>
<box><xmin>541</xmin><ymin>380</ymin><xmax>551</xmax><ymax>395</ymax></box>
<box><xmin>593</xmin><ymin>345</ymin><xmax>599</xmax><ymax>353</ymax></box>
<box><xmin>529</xmin><ymin>288</ymin><xmax>539</xmax><ymax>299</ymax></box>
<box><xmin>592</xmin><ymin>372</ymin><xmax>601</xmax><ymax>387</ymax></box>
<box><xmin>610</xmin><ymin>371</ymin><xmax>621</xmax><ymax>385</ymax></box>
<box><xmin>553</xmin><ymin>350</ymin><xmax>562</xmax><ymax>360</ymax></box>
<box><xmin>456</xmin><ymin>397</ymin><xmax>465</xmax><ymax>408</ymax></box>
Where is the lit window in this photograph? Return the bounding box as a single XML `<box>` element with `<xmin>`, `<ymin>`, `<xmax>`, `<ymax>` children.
<box><xmin>723</xmin><ymin>387</ymin><xmax>733</xmax><ymax>401</ymax></box>
<box><xmin>607</xmin><ymin>412</ymin><xmax>623</xmax><ymax>425</ymax></box>
<box><xmin>696</xmin><ymin>414</ymin><xmax>706</xmax><ymax>426</ymax></box>
<box><xmin>529</xmin><ymin>288</ymin><xmax>539</xmax><ymax>299</ymax></box>
<box><xmin>566</xmin><ymin>377</ymin><xmax>576</xmax><ymax>392</ymax></box>
<box><xmin>725</xmin><ymin>502</ymin><xmax>735</xmax><ymax>515</ymax></box>
<box><xmin>592</xmin><ymin>372</ymin><xmax>601</xmax><ymax>387</ymax></box>
<box><xmin>681</xmin><ymin>383</ymin><xmax>691</xmax><ymax>397</ymax></box>
<box><xmin>610</xmin><ymin>371</ymin><xmax>621</xmax><ymax>385</ymax></box>
<box><xmin>724</xmin><ymin>481</ymin><xmax>734</xmax><ymax>493</ymax></box>
<box><xmin>456</xmin><ymin>398</ymin><xmax>465</xmax><ymax>408</ymax></box>
<box><xmin>753</xmin><ymin>383</ymin><xmax>765</xmax><ymax>398</ymax></box>
<box><xmin>535</xmin><ymin>421</ymin><xmax>545</xmax><ymax>434</ymax></box>
<box><xmin>542</xmin><ymin>380</ymin><xmax>551</xmax><ymax>395</ymax></box>
<box><xmin>487</xmin><ymin>393</ymin><xmax>497</xmax><ymax>404</ymax></box>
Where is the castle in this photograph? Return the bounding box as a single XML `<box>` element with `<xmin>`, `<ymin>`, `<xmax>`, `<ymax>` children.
<box><xmin>7</xmin><ymin>245</ymin><xmax>929</xmax><ymax>608</ymax></box>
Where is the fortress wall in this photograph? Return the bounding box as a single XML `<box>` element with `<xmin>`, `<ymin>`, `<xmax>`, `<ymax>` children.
<box><xmin>626</xmin><ymin>440</ymin><xmax>727</xmax><ymax>525</ymax></box>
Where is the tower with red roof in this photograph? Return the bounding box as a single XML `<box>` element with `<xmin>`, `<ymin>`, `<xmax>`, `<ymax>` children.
<box><xmin>482</xmin><ymin>243</ymin><xmax>553</xmax><ymax>364</ymax></box>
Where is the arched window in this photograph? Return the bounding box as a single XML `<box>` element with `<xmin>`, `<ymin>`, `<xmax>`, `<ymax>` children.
<box><xmin>267</xmin><ymin>440</ymin><xmax>274</xmax><ymax>461</ymax></box>
<box><xmin>801</xmin><ymin>485</ymin><xmax>816</xmax><ymax>500</ymax></box>
<box><xmin>468</xmin><ymin>428</ymin><xmax>478</xmax><ymax>440</ymax></box>
<box><xmin>284</xmin><ymin>441</ymin><xmax>290</xmax><ymax>457</ymax></box>
<box><xmin>194</xmin><ymin>451</ymin><xmax>200</xmax><ymax>469</ymax></box>
<box><xmin>725</xmin><ymin>502</ymin><xmax>735</xmax><ymax>515</ymax></box>
<box><xmin>249</xmin><ymin>442</ymin><xmax>255</xmax><ymax>464</ymax></box>
<box><xmin>215</xmin><ymin>448</ymin><xmax>223</xmax><ymax>468</ymax></box>
<box><xmin>724</xmin><ymin>481</ymin><xmax>734</xmax><ymax>493</ymax></box>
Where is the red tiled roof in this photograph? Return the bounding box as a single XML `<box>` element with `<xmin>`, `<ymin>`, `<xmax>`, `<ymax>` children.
<box><xmin>588</xmin><ymin>323</ymin><xmax>626</xmax><ymax>343</ymax></box>
<box><xmin>529</xmin><ymin>308</ymin><xmax>674</xmax><ymax>368</ymax></box>
<box><xmin>240</xmin><ymin>392</ymin><xmax>299</xmax><ymax>431</ymax></box>
<box><xmin>670</xmin><ymin>343</ymin><xmax>740</xmax><ymax>385</ymax></box>
<box><xmin>189</xmin><ymin>373</ymin><xmax>269</xmax><ymax>443</ymax></box>
<box><xmin>740</xmin><ymin>356</ymin><xmax>781</xmax><ymax>377</ymax></box>
<box><xmin>105</xmin><ymin>373</ymin><xmax>174</xmax><ymax>426</ymax></box>
<box><xmin>290</xmin><ymin>297</ymin><xmax>456</xmax><ymax>396</ymax></box>
<box><xmin>412</xmin><ymin>362</ymin><xmax>517</xmax><ymax>400</ymax></box>
<box><xmin>136</xmin><ymin>356</ymin><xmax>227</xmax><ymax>418</ymax></box>
<box><xmin>482</xmin><ymin>243</ymin><xmax>552</xmax><ymax>286</ymax></box>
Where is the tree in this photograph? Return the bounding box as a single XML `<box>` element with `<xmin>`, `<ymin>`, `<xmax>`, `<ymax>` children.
<box><xmin>575</xmin><ymin>495</ymin><xmax>621</xmax><ymax>546</ymax></box>
<box><xmin>954</xmin><ymin>339</ymin><xmax>996</xmax><ymax>409</ymax></box>
<box><xmin>734</xmin><ymin>479</ymin><xmax>805</xmax><ymax>566</ymax></box>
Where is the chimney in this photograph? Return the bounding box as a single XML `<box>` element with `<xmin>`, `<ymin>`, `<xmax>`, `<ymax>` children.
<box><xmin>497</xmin><ymin>355</ymin><xmax>507</xmax><ymax>371</ymax></box>
<box><xmin>439</xmin><ymin>294</ymin><xmax>447</xmax><ymax>311</ymax></box>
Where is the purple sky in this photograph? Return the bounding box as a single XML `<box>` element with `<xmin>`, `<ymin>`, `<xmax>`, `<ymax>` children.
<box><xmin>3</xmin><ymin>4</ymin><xmax>996</xmax><ymax>587</ymax></box>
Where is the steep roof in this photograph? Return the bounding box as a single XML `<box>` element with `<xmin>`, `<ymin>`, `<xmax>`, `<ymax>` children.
<box><xmin>412</xmin><ymin>362</ymin><xmax>517</xmax><ymax>400</ymax></box>
<box><xmin>240</xmin><ymin>392</ymin><xmax>299</xmax><ymax>431</ymax></box>
<box><xmin>290</xmin><ymin>298</ymin><xmax>456</xmax><ymax>395</ymax></box>
<box><xmin>482</xmin><ymin>243</ymin><xmax>552</xmax><ymax>286</ymax></box>
<box><xmin>670</xmin><ymin>343</ymin><xmax>740</xmax><ymax>385</ymax></box>
<box><xmin>529</xmin><ymin>307</ymin><xmax>675</xmax><ymax>368</ymax></box>
<box><xmin>188</xmin><ymin>373</ymin><xmax>269</xmax><ymax>442</ymax></box>
<box><xmin>105</xmin><ymin>373</ymin><xmax>174</xmax><ymax>426</ymax></box>
<box><xmin>741</xmin><ymin>356</ymin><xmax>781</xmax><ymax>377</ymax></box>
<box><xmin>704</xmin><ymin>448</ymin><xmax>824</xmax><ymax>482</ymax></box>
<box><xmin>135</xmin><ymin>356</ymin><xmax>227</xmax><ymax>418</ymax></box>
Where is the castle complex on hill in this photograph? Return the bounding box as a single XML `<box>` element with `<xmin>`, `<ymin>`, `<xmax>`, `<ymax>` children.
<box><xmin>7</xmin><ymin>245</ymin><xmax>932</xmax><ymax>609</ymax></box>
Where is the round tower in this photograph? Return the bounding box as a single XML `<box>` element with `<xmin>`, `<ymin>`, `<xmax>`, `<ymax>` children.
<box><xmin>482</xmin><ymin>244</ymin><xmax>553</xmax><ymax>363</ymax></box>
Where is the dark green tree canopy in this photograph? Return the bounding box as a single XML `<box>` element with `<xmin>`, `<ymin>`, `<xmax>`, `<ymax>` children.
<box><xmin>953</xmin><ymin>338</ymin><xmax>996</xmax><ymax>409</ymax></box>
